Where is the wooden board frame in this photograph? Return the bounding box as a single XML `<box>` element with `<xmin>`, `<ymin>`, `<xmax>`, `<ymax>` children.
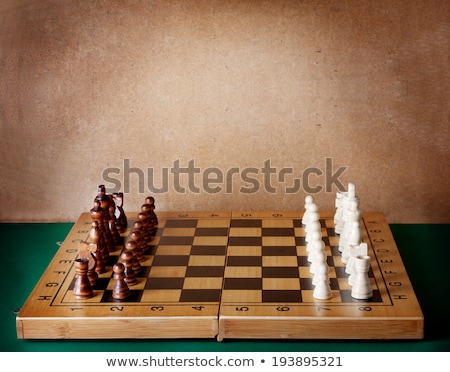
<box><xmin>16</xmin><ymin>211</ymin><xmax>423</xmax><ymax>340</ymax></box>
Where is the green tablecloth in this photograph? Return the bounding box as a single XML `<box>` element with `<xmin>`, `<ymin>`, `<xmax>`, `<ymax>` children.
<box><xmin>1</xmin><ymin>222</ymin><xmax>449</xmax><ymax>352</ymax></box>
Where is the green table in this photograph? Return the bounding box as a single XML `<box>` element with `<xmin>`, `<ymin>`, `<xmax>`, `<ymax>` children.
<box><xmin>1</xmin><ymin>222</ymin><xmax>449</xmax><ymax>352</ymax></box>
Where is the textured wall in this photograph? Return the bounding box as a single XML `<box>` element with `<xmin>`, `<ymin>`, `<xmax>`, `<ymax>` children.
<box><xmin>1</xmin><ymin>0</ymin><xmax>449</xmax><ymax>223</ymax></box>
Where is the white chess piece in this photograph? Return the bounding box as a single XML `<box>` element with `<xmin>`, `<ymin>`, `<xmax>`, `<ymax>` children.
<box><xmin>302</xmin><ymin>195</ymin><xmax>315</xmax><ymax>227</ymax></box>
<box><xmin>313</xmin><ymin>251</ymin><xmax>332</xmax><ymax>300</ymax></box>
<box><xmin>312</xmin><ymin>250</ymin><xmax>328</xmax><ymax>285</ymax></box>
<box><xmin>334</xmin><ymin>191</ymin><xmax>346</xmax><ymax>234</ymax></box>
<box><xmin>346</xmin><ymin>242</ymin><xmax>368</xmax><ymax>286</ymax></box>
<box><xmin>305</xmin><ymin>206</ymin><xmax>319</xmax><ymax>233</ymax></box>
<box><xmin>351</xmin><ymin>255</ymin><xmax>373</xmax><ymax>300</ymax></box>
<box><xmin>309</xmin><ymin>238</ymin><xmax>325</xmax><ymax>269</ymax></box>
<box><xmin>305</xmin><ymin>210</ymin><xmax>320</xmax><ymax>246</ymax></box>
<box><xmin>347</xmin><ymin>182</ymin><xmax>356</xmax><ymax>197</ymax></box>
<box><xmin>339</xmin><ymin>200</ymin><xmax>362</xmax><ymax>261</ymax></box>
<box><xmin>338</xmin><ymin>199</ymin><xmax>353</xmax><ymax>253</ymax></box>
<box><xmin>306</xmin><ymin>208</ymin><xmax>319</xmax><ymax>226</ymax></box>
<box><xmin>306</xmin><ymin>223</ymin><xmax>321</xmax><ymax>253</ymax></box>
<box><xmin>336</xmin><ymin>183</ymin><xmax>360</xmax><ymax>235</ymax></box>
<box><xmin>342</xmin><ymin>219</ymin><xmax>362</xmax><ymax>264</ymax></box>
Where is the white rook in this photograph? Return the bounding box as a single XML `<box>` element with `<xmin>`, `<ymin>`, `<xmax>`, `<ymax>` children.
<box><xmin>351</xmin><ymin>255</ymin><xmax>373</xmax><ymax>300</ymax></box>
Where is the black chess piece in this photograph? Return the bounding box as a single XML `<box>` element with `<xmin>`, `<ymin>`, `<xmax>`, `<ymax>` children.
<box><xmin>73</xmin><ymin>258</ymin><xmax>94</xmax><ymax>300</ymax></box>
<box><xmin>112</xmin><ymin>263</ymin><xmax>130</xmax><ymax>300</ymax></box>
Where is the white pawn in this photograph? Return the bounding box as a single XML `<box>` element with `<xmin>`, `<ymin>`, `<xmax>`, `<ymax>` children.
<box><xmin>351</xmin><ymin>255</ymin><xmax>373</xmax><ymax>300</ymax></box>
<box><xmin>302</xmin><ymin>195</ymin><xmax>316</xmax><ymax>227</ymax></box>
<box><xmin>313</xmin><ymin>252</ymin><xmax>332</xmax><ymax>300</ymax></box>
<box><xmin>306</xmin><ymin>220</ymin><xmax>321</xmax><ymax>252</ymax></box>
<box><xmin>312</xmin><ymin>250</ymin><xmax>328</xmax><ymax>285</ymax></box>
<box><xmin>309</xmin><ymin>238</ymin><xmax>325</xmax><ymax>269</ymax></box>
<box><xmin>306</xmin><ymin>210</ymin><xmax>320</xmax><ymax>232</ymax></box>
<box><xmin>305</xmin><ymin>210</ymin><xmax>320</xmax><ymax>246</ymax></box>
<box><xmin>305</xmin><ymin>206</ymin><xmax>319</xmax><ymax>234</ymax></box>
<box><xmin>313</xmin><ymin>277</ymin><xmax>332</xmax><ymax>300</ymax></box>
<box><xmin>307</xmin><ymin>230</ymin><xmax>321</xmax><ymax>259</ymax></box>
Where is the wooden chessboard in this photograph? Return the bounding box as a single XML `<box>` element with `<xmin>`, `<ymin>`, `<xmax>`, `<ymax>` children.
<box><xmin>16</xmin><ymin>211</ymin><xmax>424</xmax><ymax>340</ymax></box>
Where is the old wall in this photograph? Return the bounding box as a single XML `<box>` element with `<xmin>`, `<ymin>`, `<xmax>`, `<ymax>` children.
<box><xmin>1</xmin><ymin>0</ymin><xmax>449</xmax><ymax>222</ymax></box>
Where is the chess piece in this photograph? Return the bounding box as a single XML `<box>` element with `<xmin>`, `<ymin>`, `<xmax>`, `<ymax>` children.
<box><xmin>347</xmin><ymin>242</ymin><xmax>368</xmax><ymax>286</ymax></box>
<box><xmin>334</xmin><ymin>191</ymin><xmax>345</xmax><ymax>234</ymax></box>
<box><xmin>339</xmin><ymin>200</ymin><xmax>362</xmax><ymax>261</ymax></box>
<box><xmin>313</xmin><ymin>260</ymin><xmax>332</xmax><ymax>300</ymax></box>
<box><xmin>89</xmin><ymin>220</ymin><xmax>108</xmax><ymax>266</ymax></box>
<box><xmin>347</xmin><ymin>182</ymin><xmax>357</xmax><ymax>200</ymax></box>
<box><xmin>96</xmin><ymin>186</ymin><xmax>121</xmax><ymax>248</ymax></box>
<box><xmin>342</xmin><ymin>219</ymin><xmax>362</xmax><ymax>264</ymax></box>
<box><xmin>91</xmin><ymin>246</ymin><xmax>106</xmax><ymax>275</ymax></box>
<box><xmin>302</xmin><ymin>195</ymin><xmax>315</xmax><ymax>226</ymax></box>
<box><xmin>305</xmin><ymin>210</ymin><xmax>321</xmax><ymax>258</ymax></box>
<box><xmin>125</xmin><ymin>240</ymin><xmax>143</xmax><ymax>274</ymax></box>
<box><xmin>128</xmin><ymin>229</ymin><xmax>147</xmax><ymax>261</ymax></box>
<box><xmin>336</xmin><ymin>183</ymin><xmax>360</xmax><ymax>237</ymax></box>
<box><xmin>304</xmin><ymin>204</ymin><xmax>319</xmax><ymax>231</ymax></box>
<box><xmin>137</xmin><ymin>212</ymin><xmax>152</xmax><ymax>243</ymax></box>
<box><xmin>307</xmin><ymin>231</ymin><xmax>323</xmax><ymax>264</ymax></box>
<box><xmin>305</xmin><ymin>210</ymin><xmax>320</xmax><ymax>245</ymax></box>
<box><xmin>351</xmin><ymin>255</ymin><xmax>373</xmax><ymax>300</ymax></box>
<box><xmin>73</xmin><ymin>258</ymin><xmax>94</xmax><ymax>299</ymax></box>
<box><xmin>112</xmin><ymin>263</ymin><xmax>130</xmax><ymax>300</ymax></box>
<box><xmin>312</xmin><ymin>250</ymin><xmax>328</xmax><ymax>285</ymax></box>
<box><xmin>312</xmin><ymin>247</ymin><xmax>332</xmax><ymax>300</ymax></box>
<box><xmin>141</xmin><ymin>203</ymin><xmax>156</xmax><ymax>236</ymax></box>
<box><xmin>109</xmin><ymin>218</ymin><xmax>122</xmax><ymax>246</ymax></box>
<box><xmin>120</xmin><ymin>250</ymin><xmax>138</xmax><ymax>286</ymax></box>
<box><xmin>145</xmin><ymin>196</ymin><xmax>158</xmax><ymax>228</ymax></box>
<box><xmin>90</xmin><ymin>200</ymin><xmax>116</xmax><ymax>253</ymax></box>
<box><xmin>113</xmin><ymin>192</ymin><xmax>127</xmax><ymax>232</ymax></box>
<box><xmin>105</xmin><ymin>194</ymin><xmax>121</xmax><ymax>245</ymax></box>
<box><xmin>78</xmin><ymin>241</ymin><xmax>98</xmax><ymax>287</ymax></box>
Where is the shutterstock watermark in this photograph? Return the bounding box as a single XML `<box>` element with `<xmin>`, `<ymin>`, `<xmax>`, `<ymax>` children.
<box><xmin>102</xmin><ymin>158</ymin><xmax>348</xmax><ymax>195</ymax></box>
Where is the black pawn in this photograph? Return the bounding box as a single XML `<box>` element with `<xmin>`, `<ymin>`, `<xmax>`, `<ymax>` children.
<box><xmin>128</xmin><ymin>231</ymin><xmax>146</xmax><ymax>262</ymax></box>
<box><xmin>141</xmin><ymin>204</ymin><xmax>156</xmax><ymax>237</ymax></box>
<box><xmin>120</xmin><ymin>250</ymin><xmax>138</xmax><ymax>286</ymax></box>
<box><xmin>73</xmin><ymin>258</ymin><xmax>93</xmax><ymax>300</ymax></box>
<box><xmin>112</xmin><ymin>263</ymin><xmax>130</xmax><ymax>300</ymax></box>
<box><xmin>145</xmin><ymin>196</ymin><xmax>158</xmax><ymax>228</ymax></box>
<box><xmin>126</xmin><ymin>240</ymin><xmax>143</xmax><ymax>274</ymax></box>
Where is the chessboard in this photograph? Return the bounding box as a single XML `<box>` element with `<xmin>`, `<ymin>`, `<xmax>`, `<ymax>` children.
<box><xmin>16</xmin><ymin>211</ymin><xmax>424</xmax><ymax>340</ymax></box>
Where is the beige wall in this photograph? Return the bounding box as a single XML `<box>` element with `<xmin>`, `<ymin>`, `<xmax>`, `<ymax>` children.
<box><xmin>1</xmin><ymin>0</ymin><xmax>449</xmax><ymax>223</ymax></box>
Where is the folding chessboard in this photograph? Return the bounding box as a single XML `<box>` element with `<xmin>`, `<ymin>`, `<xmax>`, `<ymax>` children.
<box><xmin>16</xmin><ymin>211</ymin><xmax>424</xmax><ymax>340</ymax></box>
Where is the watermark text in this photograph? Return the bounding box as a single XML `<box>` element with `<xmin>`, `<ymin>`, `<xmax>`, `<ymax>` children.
<box><xmin>102</xmin><ymin>158</ymin><xmax>348</xmax><ymax>195</ymax></box>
